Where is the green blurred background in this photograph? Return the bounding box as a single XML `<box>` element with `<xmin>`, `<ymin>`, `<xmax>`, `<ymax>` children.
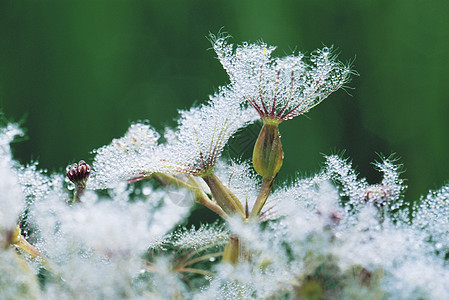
<box><xmin>1</xmin><ymin>0</ymin><xmax>448</xmax><ymax>203</ymax></box>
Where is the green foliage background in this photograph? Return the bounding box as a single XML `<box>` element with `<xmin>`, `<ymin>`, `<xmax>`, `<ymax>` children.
<box><xmin>1</xmin><ymin>0</ymin><xmax>448</xmax><ymax>203</ymax></box>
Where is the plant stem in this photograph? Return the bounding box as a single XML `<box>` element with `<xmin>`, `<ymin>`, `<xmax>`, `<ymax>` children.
<box><xmin>196</xmin><ymin>192</ymin><xmax>229</xmax><ymax>219</ymax></box>
<box><xmin>182</xmin><ymin>252</ymin><xmax>223</xmax><ymax>268</ymax></box>
<box><xmin>153</xmin><ymin>172</ymin><xmax>229</xmax><ymax>219</ymax></box>
<box><xmin>178</xmin><ymin>268</ymin><xmax>215</xmax><ymax>277</ymax></box>
<box><xmin>152</xmin><ymin>172</ymin><xmax>192</xmax><ymax>189</ymax></box>
<box><xmin>72</xmin><ymin>183</ymin><xmax>85</xmax><ymax>204</ymax></box>
<box><xmin>10</xmin><ymin>226</ymin><xmax>52</xmax><ymax>271</ymax></box>
<box><xmin>202</xmin><ymin>172</ymin><xmax>245</xmax><ymax>218</ymax></box>
<box><xmin>249</xmin><ymin>176</ymin><xmax>276</xmax><ymax>220</ymax></box>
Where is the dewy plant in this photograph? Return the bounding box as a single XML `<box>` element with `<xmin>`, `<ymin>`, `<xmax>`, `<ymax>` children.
<box><xmin>1</xmin><ymin>34</ymin><xmax>449</xmax><ymax>299</ymax></box>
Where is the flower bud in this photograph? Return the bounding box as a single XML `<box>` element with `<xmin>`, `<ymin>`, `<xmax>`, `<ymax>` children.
<box><xmin>252</xmin><ymin>123</ymin><xmax>284</xmax><ymax>179</ymax></box>
<box><xmin>222</xmin><ymin>235</ymin><xmax>239</xmax><ymax>265</ymax></box>
<box><xmin>66</xmin><ymin>160</ymin><xmax>91</xmax><ymax>185</ymax></box>
<box><xmin>66</xmin><ymin>160</ymin><xmax>91</xmax><ymax>203</ymax></box>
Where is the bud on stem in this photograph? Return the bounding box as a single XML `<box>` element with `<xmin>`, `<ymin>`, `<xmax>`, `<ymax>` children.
<box><xmin>66</xmin><ymin>160</ymin><xmax>91</xmax><ymax>204</ymax></box>
<box><xmin>252</xmin><ymin>123</ymin><xmax>283</xmax><ymax>179</ymax></box>
<box><xmin>222</xmin><ymin>235</ymin><xmax>240</xmax><ymax>265</ymax></box>
<box><xmin>249</xmin><ymin>122</ymin><xmax>284</xmax><ymax>220</ymax></box>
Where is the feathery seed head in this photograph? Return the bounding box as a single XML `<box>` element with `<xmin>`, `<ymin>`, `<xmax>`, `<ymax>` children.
<box><xmin>159</xmin><ymin>87</ymin><xmax>257</xmax><ymax>176</ymax></box>
<box><xmin>213</xmin><ymin>35</ymin><xmax>351</xmax><ymax>122</ymax></box>
<box><xmin>88</xmin><ymin>123</ymin><xmax>160</xmax><ymax>189</ymax></box>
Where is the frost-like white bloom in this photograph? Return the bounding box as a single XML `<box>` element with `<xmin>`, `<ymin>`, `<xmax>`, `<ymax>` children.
<box><xmin>34</xmin><ymin>188</ymin><xmax>189</xmax><ymax>258</ymax></box>
<box><xmin>0</xmin><ymin>250</ymin><xmax>41</xmax><ymax>299</ymax></box>
<box><xmin>213</xmin><ymin>35</ymin><xmax>351</xmax><ymax>121</ymax></box>
<box><xmin>325</xmin><ymin>155</ymin><xmax>406</xmax><ymax>213</ymax></box>
<box><xmin>159</xmin><ymin>87</ymin><xmax>257</xmax><ymax>176</ymax></box>
<box><xmin>168</xmin><ymin>222</ymin><xmax>229</xmax><ymax>250</ymax></box>
<box><xmin>30</xmin><ymin>183</ymin><xmax>190</xmax><ymax>298</ymax></box>
<box><xmin>413</xmin><ymin>184</ymin><xmax>449</xmax><ymax>254</ymax></box>
<box><xmin>0</xmin><ymin>124</ymin><xmax>25</xmax><ymax>236</ymax></box>
<box><xmin>88</xmin><ymin>123</ymin><xmax>160</xmax><ymax>189</ymax></box>
<box><xmin>0</xmin><ymin>163</ymin><xmax>24</xmax><ymax>236</ymax></box>
<box><xmin>264</xmin><ymin>172</ymin><xmax>331</xmax><ymax>220</ymax></box>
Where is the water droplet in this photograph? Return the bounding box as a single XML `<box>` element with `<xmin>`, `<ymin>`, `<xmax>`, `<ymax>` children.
<box><xmin>142</xmin><ymin>186</ymin><xmax>152</xmax><ymax>196</ymax></box>
<box><xmin>67</xmin><ymin>182</ymin><xmax>75</xmax><ymax>191</ymax></box>
<box><xmin>209</xmin><ymin>257</ymin><xmax>216</xmax><ymax>262</ymax></box>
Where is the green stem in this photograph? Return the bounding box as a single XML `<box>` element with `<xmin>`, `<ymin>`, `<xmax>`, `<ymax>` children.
<box><xmin>10</xmin><ymin>226</ymin><xmax>52</xmax><ymax>271</ymax></box>
<box><xmin>249</xmin><ymin>176</ymin><xmax>276</xmax><ymax>220</ymax></box>
<box><xmin>154</xmin><ymin>172</ymin><xmax>229</xmax><ymax>219</ymax></box>
<box><xmin>196</xmin><ymin>191</ymin><xmax>229</xmax><ymax>219</ymax></box>
<box><xmin>178</xmin><ymin>268</ymin><xmax>215</xmax><ymax>277</ymax></box>
<box><xmin>182</xmin><ymin>252</ymin><xmax>223</xmax><ymax>267</ymax></box>
<box><xmin>202</xmin><ymin>172</ymin><xmax>245</xmax><ymax>218</ymax></box>
<box><xmin>152</xmin><ymin>172</ymin><xmax>193</xmax><ymax>189</ymax></box>
<box><xmin>72</xmin><ymin>183</ymin><xmax>85</xmax><ymax>204</ymax></box>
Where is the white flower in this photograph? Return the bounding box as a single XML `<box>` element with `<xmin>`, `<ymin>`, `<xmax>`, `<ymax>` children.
<box><xmin>0</xmin><ymin>124</ymin><xmax>24</xmax><ymax>236</ymax></box>
<box><xmin>88</xmin><ymin>123</ymin><xmax>160</xmax><ymax>189</ymax></box>
<box><xmin>158</xmin><ymin>87</ymin><xmax>257</xmax><ymax>176</ymax></box>
<box><xmin>213</xmin><ymin>35</ymin><xmax>351</xmax><ymax>122</ymax></box>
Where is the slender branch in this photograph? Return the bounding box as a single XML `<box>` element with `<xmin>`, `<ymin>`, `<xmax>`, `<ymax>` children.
<box><xmin>202</xmin><ymin>172</ymin><xmax>245</xmax><ymax>218</ymax></box>
<box><xmin>182</xmin><ymin>252</ymin><xmax>223</xmax><ymax>268</ymax></box>
<box><xmin>187</xmin><ymin>176</ymin><xmax>229</xmax><ymax>219</ymax></box>
<box><xmin>178</xmin><ymin>268</ymin><xmax>215</xmax><ymax>277</ymax></box>
<box><xmin>11</xmin><ymin>226</ymin><xmax>53</xmax><ymax>272</ymax></box>
<box><xmin>153</xmin><ymin>172</ymin><xmax>229</xmax><ymax>219</ymax></box>
<box><xmin>249</xmin><ymin>176</ymin><xmax>276</xmax><ymax>220</ymax></box>
<box><xmin>152</xmin><ymin>172</ymin><xmax>194</xmax><ymax>190</ymax></box>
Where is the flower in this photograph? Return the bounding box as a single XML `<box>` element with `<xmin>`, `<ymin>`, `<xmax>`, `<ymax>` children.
<box><xmin>213</xmin><ymin>35</ymin><xmax>351</xmax><ymax>123</ymax></box>
<box><xmin>159</xmin><ymin>87</ymin><xmax>257</xmax><ymax>176</ymax></box>
<box><xmin>88</xmin><ymin>123</ymin><xmax>160</xmax><ymax>189</ymax></box>
<box><xmin>0</xmin><ymin>124</ymin><xmax>25</xmax><ymax>240</ymax></box>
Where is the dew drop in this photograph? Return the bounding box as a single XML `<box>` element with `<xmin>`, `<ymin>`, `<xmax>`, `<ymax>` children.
<box><xmin>67</xmin><ymin>183</ymin><xmax>75</xmax><ymax>191</ymax></box>
<box><xmin>209</xmin><ymin>257</ymin><xmax>216</xmax><ymax>262</ymax></box>
<box><xmin>142</xmin><ymin>186</ymin><xmax>152</xmax><ymax>196</ymax></box>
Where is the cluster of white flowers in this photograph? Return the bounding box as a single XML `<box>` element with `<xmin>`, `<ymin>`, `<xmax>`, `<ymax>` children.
<box><xmin>1</xmin><ymin>35</ymin><xmax>448</xmax><ymax>299</ymax></box>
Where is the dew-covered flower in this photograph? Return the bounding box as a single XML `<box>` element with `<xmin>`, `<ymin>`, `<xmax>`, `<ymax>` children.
<box><xmin>5</xmin><ymin>33</ymin><xmax>449</xmax><ymax>299</ymax></box>
<box><xmin>0</xmin><ymin>124</ymin><xmax>25</xmax><ymax>242</ymax></box>
<box><xmin>212</xmin><ymin>35</ymin><xmax>351</xmax><ymax>122</ymax></box>
<box><xmin>412</xmin><ymin>184</ymin><xmax>449</xmax><ymax>255</ymax></box>
<box><xmin>159</xmin><ymin>87</ymin><xmax>257</xmax><ymax>176</ymax></box>
<box><xmin>88</xmin><ymin>123</ymin><xmax>160</xmax><ymax>189</ymax></box>
<box><xmin>325</xmin><ymin>155</ymin><xmax>406</xmax><ymax>213</ymax></box>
